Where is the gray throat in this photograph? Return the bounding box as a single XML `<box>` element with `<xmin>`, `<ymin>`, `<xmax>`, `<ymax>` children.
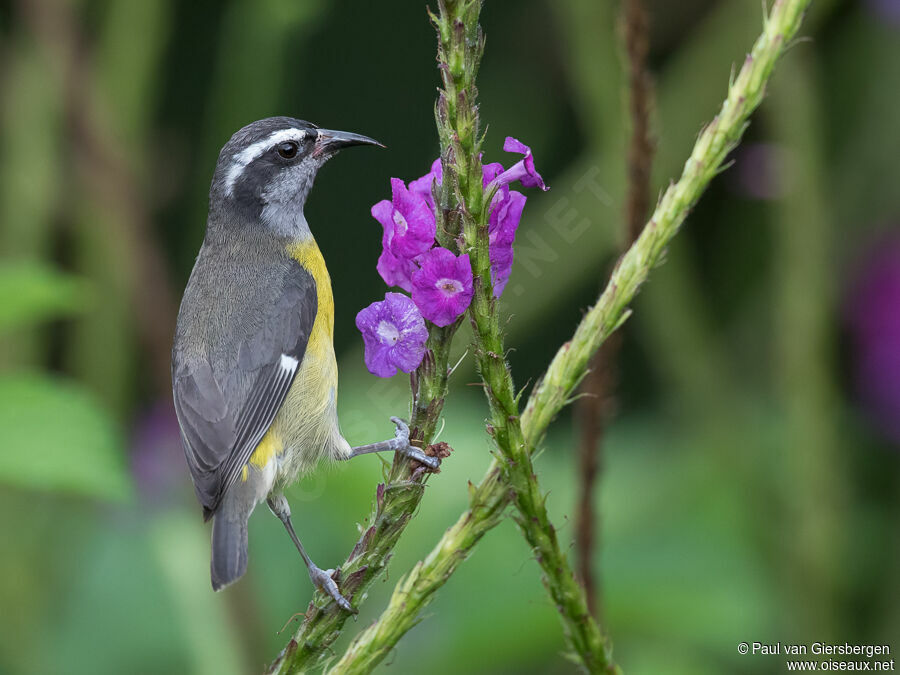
<box><xmin>261</xmin><ymin>202</ymin><xmax>313</xmax><ymax>241</ymax></box>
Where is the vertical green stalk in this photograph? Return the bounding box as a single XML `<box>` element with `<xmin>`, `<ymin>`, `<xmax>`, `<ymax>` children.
<box><xmin>433</xmin><ymin>1</ymin><xmax>617</xmax><ymax>669</ymax></box>
<box><xmin>467</xmin><ymin>181</ymin><xmax>617</xmax><ymax>664</ymax></box>
<box><xmin>433</xmin><ymin>0</ymin><xmax>485</xmax><ymax>232</ymax></box>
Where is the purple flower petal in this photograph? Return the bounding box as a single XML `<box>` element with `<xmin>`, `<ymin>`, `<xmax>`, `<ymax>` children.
<box><xmin>409</xmin><ymin>159</ymin><xmax>443</xmax><ymax>210</ymax></box>
<box><xmin>371</xmin><ymin>199</ymin><xmax>393</xmax><ymax>239</ymax></box>
<box><xmin>356</xmin><ymin>292</ymin><xmax>428</xmax><ymax>378</ymax></box>
<box><xmin>490</xmin><ymin>190</ymin><xmax>526</xmax><ymax>242</ymax></box>
<box><xmin>411</xmin><ymin>247</ymin><xmax>474</xmax><ymax>326</ymax></box>
<box><xmin>493</xmin><ymin>137</ymin><xmax>548</xmax><ymax>191</ymax></box>
<box><xmin>371</xmin><ymin>178</ymin><xmax>436</xmax><ymax>260</ymax></box>
<box><xmin>487</xmin><ymin>190</ymin><xmax>526</xmax><ymax>297</ymax></box>
<box><xmin>482</xmin><ymin>161</ymin><xmax>505</xmax><ymax>187</ymax></box>
<box><xmin>388</xmin><ymin>177</ymin><xmax>437</xmax><ymax>257</ymax></box>
<box><xmin>376</xmin><ymin>248</ymin><xmax>419</xmax><ymax>293</ymax></box>
<box><xmin>490</xmin><ymin>241</ymin><xmax>515</xmax><ymax>297</ymax></box>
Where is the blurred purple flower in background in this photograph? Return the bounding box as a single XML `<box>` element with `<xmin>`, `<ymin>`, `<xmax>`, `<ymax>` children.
<box><xmin>864</xmin><ymin>0</ymin><xmax>900</xmax><ymax>25</ymax></box>
<box><xmin>411</xmin><ymin>247</ymin><xmax>474</xmax><ymax>326</ymax></box>
<box><xmin>356</xmin><ymin>292</ymin><xmax>428</xmax><ymax>378</ymax></box>
<box><xmin>731</xmin><ymin>142</ymin><xmax>790</xmax><ymax>201</ymax></box>
<box><xmin>360</xmin><ymin>137</ymin><xmax>547</xmax><ymax>376</ymax></box>
<box><xmin>131</xmin><ymin>400</ymin><xmax>188</xmax><ymax>503</ymax></box>
<box><xmin>845</xmin><ymin>235</ymin><xmax>900</xmax><ymax>444</ymax></box>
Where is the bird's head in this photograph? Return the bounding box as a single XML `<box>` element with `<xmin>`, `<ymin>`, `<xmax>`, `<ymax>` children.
<box><xmin>209</xmin><ymin>116</ymin><xmax>381</xmax><ymax>237</ymax></box>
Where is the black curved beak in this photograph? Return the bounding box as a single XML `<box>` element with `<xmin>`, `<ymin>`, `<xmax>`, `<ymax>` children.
<box><xmin>313</xmin><ymin>129</ymin><xmax>384</xmax><ymax>157</ymax></box>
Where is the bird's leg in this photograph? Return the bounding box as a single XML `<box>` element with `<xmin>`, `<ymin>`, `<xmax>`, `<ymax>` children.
<box><xmin>266</xmin><ymin>494</ymin><xmax>354</xmax><ymax>613</ymax></box>
<box><xmin>344</xmin><ymin>417</ymin><xmax>440</xmax><ymax>470</ymax></box>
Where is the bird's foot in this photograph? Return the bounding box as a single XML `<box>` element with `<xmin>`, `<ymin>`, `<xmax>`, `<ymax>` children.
<box><xmin>308</xmin><ymin>564</ymin><xmax>354</xmax><ymax>613</ymax></box>
<box><xmin>389</xmin><ymin>417</ymin><xmax>440</xmax><ymax>470</ymax></box>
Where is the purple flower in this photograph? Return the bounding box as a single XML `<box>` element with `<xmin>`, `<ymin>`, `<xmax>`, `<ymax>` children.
<box><xmin>845</xmin><ymin>235</ymin><xmax>900</xmax><ymax>444</ymax></box>
<box><xmin>488</xmin><ymin>190</ymin><xmax>526</xmax><ymax>296</ymax></box>
<box><xmin>489</xmin><ymin>189</ymin><xmax>526</xmax><ymax>243</ymax></box>
<box><xmin>490</xmin><ymin>243</ymin><xmax>515</xmax><ymax>297</ymax></box>
<box><xmin>131</xmin><ymin>400</ymin><xmax>186</xmax><ymax>504</ymax></box>
<box><xmin>493</xmin><ymin>137</ymin><xmax>548</xmax><ymax>191</ymax></box>
<box><xmin>732</xmin><ymin>143</ymin><xmax>789</xmax><ymax>200</ymax></box>
<box><xmin>482</xmin><ymin>161</ymin><xmax>505</xmax><ymax>186</ymax></box>
<box><xmin>356</xmin><ymin>292</ymin><xmax>428</xmax><ymax>378</ymax></box>
<box><xmin>367</xmin><ymin>136</ymin><xmax>546</xmax><ymax>312</ymax></box>
<box><xmin>411</xmin><ymin>247</ymin><xmax>474</xmax><ymax>326</ymax></box>
<box><xmin>376</xmin><ymin>248</ymin><xmax>419</xmax><ymax>293</ymax></box>
<box><xmin>409</xmin><ymin>159</ymin><xmax>442</xmax><ymax>209</ymax></box>
<box><xmin>865</xmin><ymin>0</ymin><xmax>900</xmax><ymax>25</ymax></box>
<box><xmin>371</xmin><ymin>178</ymin><xmax>436</xmax><ymax>259</ymax></box>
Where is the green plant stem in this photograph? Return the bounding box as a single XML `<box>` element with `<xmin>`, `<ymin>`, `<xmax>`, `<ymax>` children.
<box><xmin>523</xmin><ymin>0</ymin><xmax>811</xmax><ymax>440</ymax></box>
<box><xmin>467</xmin><ymin>302</ymin><xmax>615</xmax><ymax>673</ymax></box>
<box><xmin>439</xmin><ymin>0</ymin><xmax>614</xmax><ymax>667</ymax></box>
<box><xmin>329</xmin><ymin>0</ymin><xmax>813</xmax><ymax>670</ymax></box>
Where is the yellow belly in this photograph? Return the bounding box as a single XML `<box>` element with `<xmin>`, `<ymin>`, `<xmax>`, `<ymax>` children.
<box><xmin>246</xmin><ymin>238</ymin><xmax>346</xmax><ymax>482</ymax></box>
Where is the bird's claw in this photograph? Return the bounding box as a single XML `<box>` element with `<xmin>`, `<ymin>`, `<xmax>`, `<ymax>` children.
<box><xmin>389</xmin><ymin>417</ymin><xmax>440</xmax><ymax>470</ymax></box>
<box><xmin>390</xmin><ymin>416</ymin><xmax>410</xmax><ymax>446</ymax></box>
<box><xmin>309</xmin><ymin>565</ymin><xmax>354</xmax><ymax>613</ymax></box>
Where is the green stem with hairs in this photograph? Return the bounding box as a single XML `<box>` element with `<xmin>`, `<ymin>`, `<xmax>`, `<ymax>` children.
<box><xmin>466</xmin><ymin>276</ymin><xmax>617</xmax><ymax>674</ymax></box>
<box><xmin>438</xmin><ymin>0</ymin><xmax>616</xmax><ymax>664</ymax></box>
<box><xmin>440</xmin><ymin>0</ymin><xmax>616</xmax><ymax>670</ymax></box>
<box><xmin>523</xmin><ymin>0</ymin><xmax>810</xmax><ymax>440</ymax></box>
<box><xmin>329</xmin><ymin>0</ymin><xmax>814</xmax><ymax>671</ymax></box>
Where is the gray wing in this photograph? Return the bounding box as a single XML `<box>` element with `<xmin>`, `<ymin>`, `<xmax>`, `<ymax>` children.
<box><xmin>172</xmin><ymin>260</ymin><xmax>317</xmax><ymax>519</ymax></box>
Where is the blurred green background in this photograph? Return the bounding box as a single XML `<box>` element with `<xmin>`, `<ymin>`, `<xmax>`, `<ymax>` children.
<box><xmin>1</xmin><ymin>0</ymin><xmax>898</xmax><ymax>673</ymax></box>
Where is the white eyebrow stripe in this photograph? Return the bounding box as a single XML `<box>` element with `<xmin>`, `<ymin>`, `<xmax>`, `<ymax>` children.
<box><xmin>224</xmin><ymin>128</ymin><xmax>308</xmax><ymax>196</ymax></box>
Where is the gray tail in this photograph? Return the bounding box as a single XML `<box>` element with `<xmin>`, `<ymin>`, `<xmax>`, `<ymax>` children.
<box><xmin>210</xmin><ymin>509</ymin><xmax>249</xmax><ymax>591</ymax></box>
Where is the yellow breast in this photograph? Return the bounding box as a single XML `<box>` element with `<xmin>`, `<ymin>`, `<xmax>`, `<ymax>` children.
<box><xmin>248</xmin><ymin>238</ymin><xmax>338</xmax><ymax>474</ymax></box>
<box><xmin>286</xmin><ymin>238</ymin><xmax>335</xmax><ymax>351</ymax></box>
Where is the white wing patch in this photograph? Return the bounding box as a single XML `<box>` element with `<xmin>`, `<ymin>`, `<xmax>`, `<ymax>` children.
<box><xmin>224</xmin><ymin>128</ymin><xmax>308</xmax><ymax>196</ymax></box>
<box><xmin>279</xmin><ymin>353</ymin><xmax>299</xmax><ymax>372</ymax></box>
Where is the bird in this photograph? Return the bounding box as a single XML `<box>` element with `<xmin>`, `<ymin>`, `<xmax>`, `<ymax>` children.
<box><xmin>171</xmin><ymin>117</ymin><xmax>439</xmax><ymax>611</ymax></box>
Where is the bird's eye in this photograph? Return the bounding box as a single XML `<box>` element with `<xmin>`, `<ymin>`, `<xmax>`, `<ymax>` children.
<box><xmin>276</xmin><ymin>141</ymin><xmax>299</xmax><ymax>159</ymax></box>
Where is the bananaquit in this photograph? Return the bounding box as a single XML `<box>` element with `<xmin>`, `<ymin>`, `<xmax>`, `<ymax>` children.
<box><xmin>172</xmin><ymin>117</ymin><xmax>438</xmax><ymax>610</ymax></box>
